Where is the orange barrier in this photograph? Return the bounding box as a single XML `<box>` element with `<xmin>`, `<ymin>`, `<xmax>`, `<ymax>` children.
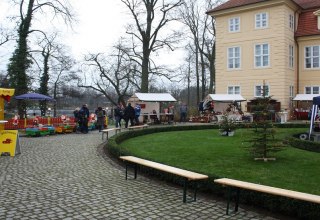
<box><xmin>4</xmin><ymin>117</ymin><xmax>76</xmax><ymax>130</ymax></box>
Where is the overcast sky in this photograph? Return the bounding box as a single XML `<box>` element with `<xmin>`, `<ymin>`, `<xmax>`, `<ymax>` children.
<box><xmin>65</xmin><ymin>0</ymin><xmax>129</xmax><ymax>57</ymax></box>
<box><xmin>0</xmin><ymin>0</ymin><xmax>184</xmax><ymax>72</ymax></box>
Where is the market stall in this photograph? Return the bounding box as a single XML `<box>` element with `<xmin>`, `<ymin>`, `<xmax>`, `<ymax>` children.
<box><xmin>292</xmin><ymin>94</ymin><xmax>318</xmax><ymax>120</ymax></box>
<box><xmin>201</xmin><ymin>94</ymin><xmax>247</xmax><ymax>123</ymax></box>
<box><xmin>127</xmin><ymin>93</ymin><xmax>177</xmax><ymax>123</ymax></box>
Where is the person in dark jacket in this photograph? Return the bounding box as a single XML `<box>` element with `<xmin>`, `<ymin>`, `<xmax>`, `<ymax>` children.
<box><xmin>79</xmin><ymin>104</ymin><xmax>90</xmax><ymax>133</ymax></box>
<box><xmin>114</xmin><ymin>104</ymin><xmax>124</xmax><ymax>128</ymax></box>
<box><xmin>123</xmin><ymin>103</ymin><xmax>135</xmax><ymax>128</ymax></box>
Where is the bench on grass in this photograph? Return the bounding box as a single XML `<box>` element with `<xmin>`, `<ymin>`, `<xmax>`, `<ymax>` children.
<box><xmin>214</xmin><ymin>178</ymin><xmax>320</xmax><ymax>215</ymax></box>
<box><xmin>101</xmin><ymin>127</ymin><xmax>121</xmax><ymax>140</ymax></box>
<box><xmin>119</xmin><ymin>156</ymin><xmax>208</xmax><ymax>203</ymax></box>
<box><xmin>127</xmin><ymin>124</ymin><xmax>149</xmax><ymax>130</ymax></box>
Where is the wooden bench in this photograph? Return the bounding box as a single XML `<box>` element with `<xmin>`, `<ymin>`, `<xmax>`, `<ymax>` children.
<box><xmin>119</xmin><ymin>156</ymin><xmax>208</xmax><ymax>203</ymax></box>
<box><xmin>127</xmin><ymin>124</ymin><xmax>149</xmax><ymax>130</ymax></box>
<box><xmin>101</xmin><ymin>127</ymin><xmax>121</xmax><ymax>140</ymax></box>
<box><xmin>214</xmin><ymin>178</ymin><xmax>320</xmax><ymax>215</ymax></box>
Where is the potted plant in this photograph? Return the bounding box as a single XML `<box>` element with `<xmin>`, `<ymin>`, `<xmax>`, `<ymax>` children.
<box><xmin>219</xmin><ymin>114</ymin><xmax>237</xmax><ymax>136</ymax></box>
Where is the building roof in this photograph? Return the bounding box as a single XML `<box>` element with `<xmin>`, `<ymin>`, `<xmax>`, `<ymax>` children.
<box><xmin>131</xmin><ymin>93</ymin><xmax>177</xmax><ymax>102</ymax></box>
<box><xmin>293</xmin><ymin>0</ymin><xmax>320</xmax><ymax>10</ymax></box>
<box><xmin>296</xmin><ymin>10</ymin><xmax>320</xmax><ymax>37</ymax></box>
<box><xmin>206</xmin><ymin>94</ymin><xmax>246</xmax><ymax>102</ymax></box>
<box><xmin>207</xmin><ymin>0</ymin><xmax>320</xmax><ymax>14</ymax></box>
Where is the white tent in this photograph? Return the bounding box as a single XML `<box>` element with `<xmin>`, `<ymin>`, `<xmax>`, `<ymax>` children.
<box><xmin>292</xmin><ymin>94</ymin><xmax>319</xmax><ymax>101</ymax></box>
<box><xmin>206</xmin><ymin>94</ymin><xmax>246</xmax><ymax>102</ymax></box>
<box><xmin>132</xmin><ymin>93</ymin><xmax>176</xmax><ymax>102</ymax></box>
<box><xmin>127</xmin><ymin>93</ymin><xmax>177</xmax><ymax>122</ymax></box>
<box><xmin>203</xmin><ymin>94</ymin><xmax>246</xmax><ymax>113</ymax></box>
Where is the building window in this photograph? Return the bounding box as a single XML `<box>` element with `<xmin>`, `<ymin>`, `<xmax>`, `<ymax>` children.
<box><xmin>228</xmin><ymin>47</ymin><xmax>241</xmax><ymax>69</ymax></box>
<box><xmin>289</xmin><ymin>45</ymin><xmax>294</xmax><ymax>68</ymax></box>
<box><xmin>289</xmin><ymin>14</ymin><xmax>294</xmax><ymax>30</ymax></box>
<box><xmin>305</xmin><ymin>46</ymin><xmax>320</xmax><ymax>68</ymax></box>
<box><xmin>289</xmin><ymin>85</ymin><xmax>294</xmax><ymax>97</ymax></box>
<box><xmin>229</xmin><ymin>17</ymin><xmax>240</xmax><ymax>32</ymax></box>
<box><xmin>255</xmin><ymin>85</ymin><xmax>269</xmax><ymax>97</ymax></box>
<box><xmin>255</xmin><ymin>44</ymin><xmax>269</xmax><ymax>67</ymax></box>
<box><xmin>228</xmin><ymin>86</ymin><xmax>240</xmax><ymax>94</ymax></box>
<box><xmin>305</xmin><ymin>86</ymin><xmax>320</xmax><ymax>94</ymax></box>
<box><xmin>255</xmin><ymin>12</ymin><xmax>268</xmax><ymax>29</ymax></box>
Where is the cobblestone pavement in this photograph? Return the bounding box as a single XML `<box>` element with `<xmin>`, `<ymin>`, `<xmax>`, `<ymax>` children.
<box><xmin>0</xmin><ymin>130</ymin><xmax>285</xmax><ymax>219</ymax></box>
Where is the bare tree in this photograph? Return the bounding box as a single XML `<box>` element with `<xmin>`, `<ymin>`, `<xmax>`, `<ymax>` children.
<box><xmin>80</xmin><ymin>43</ymin><xmax>135</xmax><ymax>106</ymax></box>
<box><xmin>7</xmin><ymin>0</ymin><xmax>74</xmax><ymax>117</ymax></box>
<box><xmin>51</xmin><ymin>54</ymin><xmax>76</xmax><ymax>117</ymax></box>
<box><xmin>0</xmin><ymin>26</ymin><xmax>12</xmax><ymax>47</ymax></box>
<box><xmin>121</xmin><ymin>0</ymin><xmax>183</xmax><ymax>92</ymax></box>
<box><xmin>180</xmin><ymin>0</ymin><xmax>218</xmax><ymax>100</ymax></box>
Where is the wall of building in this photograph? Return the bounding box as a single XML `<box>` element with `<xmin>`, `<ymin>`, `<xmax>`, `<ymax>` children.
<box><xmin>214</xmin><ymin>1</ymin><xmax>299</xmax><ymax>112</ymax></box>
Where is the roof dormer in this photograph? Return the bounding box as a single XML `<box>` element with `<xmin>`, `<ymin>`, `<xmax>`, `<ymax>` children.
<box><xmin>314</xmin><ymin>10</ymin><xmax>320</xmax><ymax>30</ymax></box>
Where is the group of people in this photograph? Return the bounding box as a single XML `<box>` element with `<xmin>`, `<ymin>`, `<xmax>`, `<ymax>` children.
<box><xmin>73</xmin><ymin>104</ymin><xmax>106</xmax><ymax>133</ymax></box>
<box><xmin>72</xmin><ymin>102</ymin><xmax>188</xmax><ymax>132</ymax></box>
<box><xmin>114</xmin><ymin>103</ymin><xmax>141</xmax><ymax>128</ymax></box>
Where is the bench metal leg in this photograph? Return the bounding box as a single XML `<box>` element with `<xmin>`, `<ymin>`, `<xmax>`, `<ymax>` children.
<box><xmin>183</xmin><ymin>179</ymin><xmax>199</xmax><ymax>203</ymax></box>
<box><xmin>226</xmin><ymin>187</ymin><xmax>240</xmax><ymax>215</ymax></box>
<box><xmin>183</xmin><ymin>178</ymin><xmax>188</xmax><ymax>203</ymax></box>
<box><xmin>125</xmin><ymin>164</ymin><xmax>128</xmax><ymax>180</ymax></box>
<box><xmin>124</xmin><ymin>163</ymin><xmax>138</xmax><ymax>180</ymax></box>
<box><xmin>134</xmin><ymin>164</ymin><xmax>137</xmax><ymax>179</ymax></box>
<box><xmin>235</xmin><ymin>188</ymin><xmax>240</xmax><ymax>212</ymax></box>
<box><xmin>226</xmin><ymin>187</ymin><xmax>231</xmax><ymax>215</ymax></box>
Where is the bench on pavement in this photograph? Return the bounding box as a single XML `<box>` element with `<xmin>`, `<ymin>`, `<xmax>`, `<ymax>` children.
<box><xmin>101</xmin><ymin>128</ymin><xmax>121</xmax><ymax>140</ymax></box>
<box><xmin>127</xmin><ymin>124</ymin><xmax>149</xmax><ymax>130</ymax></box>
<box><xmin>119</xmin><ymin>156</ymin><xmax>208</xmax><ymax>203</ymax></box>
<box><xmin>214</xmin><ymin>178</ymin><xmax>320</xmax><ymax>215</ymax></box>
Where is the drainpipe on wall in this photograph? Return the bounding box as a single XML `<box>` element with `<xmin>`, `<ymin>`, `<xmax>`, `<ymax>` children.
<box><xmin>294</xmin><ymin>9</ymin><xmax>300</xmax><ymax>109</ymax></box>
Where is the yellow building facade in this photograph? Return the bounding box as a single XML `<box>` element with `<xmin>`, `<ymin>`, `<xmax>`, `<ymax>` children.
<box><xmin>208</xmin><ymin>0</ymin><xmax>320</xmax><ymax>115</ymax></box>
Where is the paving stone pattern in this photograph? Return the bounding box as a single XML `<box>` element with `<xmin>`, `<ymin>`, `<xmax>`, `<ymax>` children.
<box><xmin>0</xmin><ymin>130</ymin><xmax>280</xmax><ymax>219</ymax></box>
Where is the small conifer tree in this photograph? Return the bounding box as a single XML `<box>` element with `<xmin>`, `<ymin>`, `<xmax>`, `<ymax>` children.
<box><xmin>246</xmin><ymin>82</ymin><xmax>285</xmax><ymax>161</ymax></box>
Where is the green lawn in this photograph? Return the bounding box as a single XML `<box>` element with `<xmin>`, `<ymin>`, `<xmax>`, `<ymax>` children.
<box><xmin>120</xmin><ymin>128</ymin><xmax>320</xmax><ymax>195</ymax></box>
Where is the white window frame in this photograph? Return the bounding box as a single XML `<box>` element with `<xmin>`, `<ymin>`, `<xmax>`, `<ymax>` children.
<box><xmin>289</xmin><ymin>14</ymin><xmax>294</xmax><ymax>30</ymax></box>
<box><xmin>289</xmin><ymin>85</ymin><xmax>294</xmax><ymax>97</ymax></box>
<box><xmin>255</xmin><ymin>12</ymin><xmax>268</xmax><ymax>29</ymax></box>
<box><xmin>305</xmin><ymin>86</ymin><xmax>320</xmax><ymax>94</ymax></box>
<box><xmin>255</xmin><ymin>85</ymin><xmax>270</xmax><ymax>97</ymax></box>
<box><xmin>305</xmin><ymin>46</ymin><xmax>320</xmax><ymax>69</ymax></box>
<box><xmin>228</xmin><ymin>86</ymin><xmax>241</xmax><ymax>95</ymax></box>
<box><xmin>228</xmin><ymin>46</ymin><xmax>241</xmax><ymax>69</ymax></box>
<box><xmin>289</xmin><ymin>45</ymin><xmax>294</xmax><ymax>68</ymax></box>
<box><xmin>229</xmin><ymin>17</ymin><xmax>240</xmax><ymax>32</ymax></box>
<box><xmin>254</xmin><ymin>43</ymin><xmax>270</xmax><ymax>68</ymax></box>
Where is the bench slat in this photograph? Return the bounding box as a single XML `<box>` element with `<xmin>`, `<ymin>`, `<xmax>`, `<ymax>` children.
<box><xmin>214</xmin><ymin>178</ymin><xmax>320</xmax><ymax>204</ymax></box>
<box><xmin>120</xmin><ymin>156</ymin><xmax>208</xmax><ymax>180</ymax></box>
<box><xmin>128</xmin><ymin>125</ymin><xmax>149</xmax><ymax>130</ymax></box>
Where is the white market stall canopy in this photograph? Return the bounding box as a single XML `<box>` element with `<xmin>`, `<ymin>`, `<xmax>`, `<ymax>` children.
<box><xmin>131</xmin><ymin>93</ymin><xmax>177</xmax><ymax>102</ymax></box>
<box><xmin>206</xmin><ymin>94</ymin><xmax>246</xmax><ymax>102</ymax></box>
<box><xmin>292</xmin><ymin>94</ymin><xmax>319</xmax><ymax>101</ymax></box>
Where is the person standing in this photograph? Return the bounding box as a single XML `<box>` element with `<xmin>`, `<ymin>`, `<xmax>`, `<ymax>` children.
<box><xmin>79</xmin><ymin>104</ymin><xmax>90</xmax><ymax>133</ymax></box>
<box><xmin>134</xmin><ymin>104</ymin><xmax>141</xmax><ymax>125</ymax></box>
<box><xmin>95</xmin><ymin>106</ymin><xmax>105</xmax><ymax>132</ymax></box>
<box><xmin>123</xmin><ymin>103</ymin><xmax>135</xmax><ymax>128</ymax></box>
<box><xmin>114</xmin><ymin>104</ymin><xmax>124</xmax><ymax>128</ymax></box>
<box><xmin>179</xmin><ymin>103</ymin><xmax>188</xmax><ymax>123</ymax></box>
